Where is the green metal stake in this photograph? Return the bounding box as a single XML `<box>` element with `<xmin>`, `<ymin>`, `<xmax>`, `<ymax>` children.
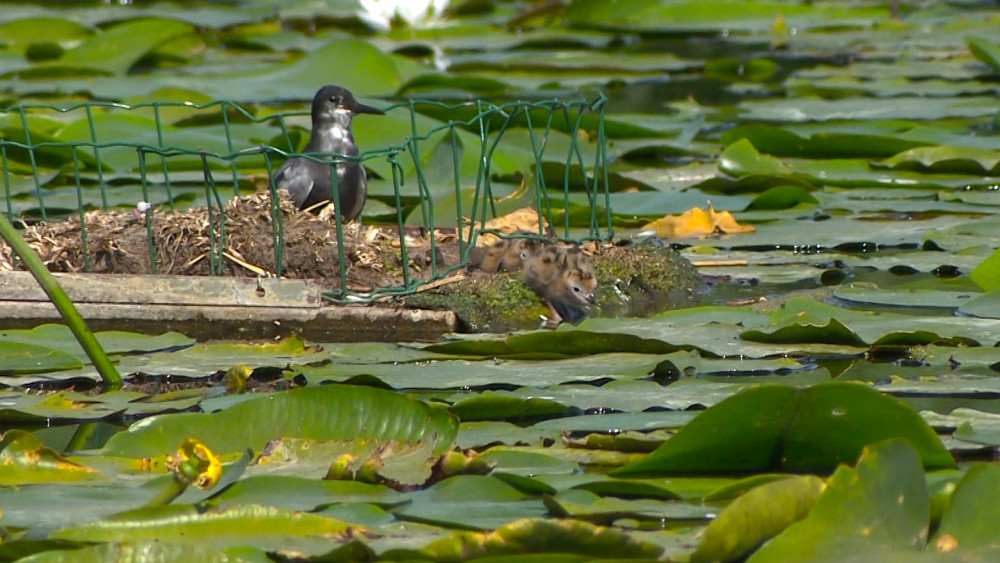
<box><xmin>0</xmin><ymin>213</ymin><xmax>122</xmax><ymax>389</ymax></box>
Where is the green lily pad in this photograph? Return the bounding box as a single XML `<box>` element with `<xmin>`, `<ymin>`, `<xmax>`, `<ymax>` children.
<box><xmin>957</xmin><ymin>290</ymin><xmax>1000</xmax><ymax>320</ymax></box>
<box><xmin>0</xmin><ymin>17</ymin><xmax>93</xmax><ymax>55</ymax></box>
<box><xmin>741</xmin><ymin>318</ymin><xmax>868</xmax><ymax>348</ymax></box>
<box><xmin>833</xmin><ymin>287</ymin><xmax>979</xmax><ymax>310</ymax></box>
<box><xmin>970</xmin><ymin>249</ymin><xmax>1000</xmax><ymax>292</ymax></box>
<box><xmin>692</xmin><ymin>475</ymin><xmax>825</xmax><ymax>563</ymax></box>
<box><xmin>744</xmin><ymin>185</ymin><xmax>818</xmax><ymax>210</ymax></box>
<box><xmin>0</xmin><ymin>430</ymin><xmax>104</xmax><ymax>485</ymax></box>
<box><xmin>393</xmin><ymin>475</ymin><xmax>547</xmax><ymax>530</ymax></box>
<box><xmin>545</xmin><ymin>488</ymin><xmax>713</xmax><ymax>523</ymax></box>
<box><xmin>721</xmin><ymin>124</ymin><xmax>930</xmax><ymax>158</ymax></box>
<box><xmin>748</xmin><ymin>439</ymin><xmax>929</xmax><ymax>562</ymax></box>
<box><xmin>612</xmin><ymin>382</ymin><xmax>955</xmax><ymax>476</ymax></box>
<box><xmin>97</xmin><ymin>385</ymin><xmax>458</xmax><ymax>459</ymax></box>
<box><xmin>450</xmin><ymin>393</ymin><xmax>578</xmax><ymax>421</ymax></box>
<box><xmin>966</xmin><ymin>36</ymin><xmax>1000</xmax><ymax>72</ymax></box>
<box><xmin>410</xmin><ymin>517</ymin><xmax>664</xmax><ymax>560</ymax></box>
<box><xmin>718</xmin><ymin>138</ymin><xmax>791</xmax><ymax>177</ymax></box>
<box><xmin>878</xmin><ymin>145</ymin><xmax>1000</xmax><ymax>176</ymax></box>
<box><xmin>425</xmin><ymin>331</ymin><xmax>686</xmax><ymax>358</ymax></box>
<box><xmin>15</xmin><ymin>543</ymin><xmax>269</xmax><ymax>563</ymax></box>
<box><xmin>0</xmin><ymin>342</ymin><xmax>83</xmax><ymax>375</ymax></box>
<box><xmin>50</xmin><ymin>504</ymin><xmax>361</xmax><ymax>554</ymax></box>
<box><xmin>932</xmin><ymin>463</ymin><xmax>1000</xmax><ymax>557</ymax></box>
<box><xmin>215</xmin><ymin>475</ymin><xmax>405</xmax><ymax>511</ymax></box>
<box><xmin>58</xmin><ymin>18</ymin><xmax>195</xmax><ymax>75</ymax></box>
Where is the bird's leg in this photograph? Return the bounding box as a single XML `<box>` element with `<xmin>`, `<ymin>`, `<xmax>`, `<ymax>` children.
<box><xmin>533</xmin><ymin>300</ymin><xmax>563</xmax><ymax>329</ymax></box>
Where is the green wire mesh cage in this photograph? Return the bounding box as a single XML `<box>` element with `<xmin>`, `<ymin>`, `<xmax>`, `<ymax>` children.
<box><xmin>1</xmin><ymin>95</ymin><xmax>612</xmax><ymax>304</ymax></box>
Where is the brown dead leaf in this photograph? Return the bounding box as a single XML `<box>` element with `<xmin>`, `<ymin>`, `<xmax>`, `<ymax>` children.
<box><xmin>473</xmin><ymin>207</ymin><xmax>548</xmax><ymax>247</ymax></box>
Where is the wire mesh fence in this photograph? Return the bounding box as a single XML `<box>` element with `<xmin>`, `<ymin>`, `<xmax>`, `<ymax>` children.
<box><xmin>1</xmin><ymin>94</ymin><xmax>612</xmax><ymax>303</ymax></box>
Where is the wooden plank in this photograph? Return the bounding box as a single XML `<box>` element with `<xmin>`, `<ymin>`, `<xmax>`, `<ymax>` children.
<box><xmin>0</xmin><ymin>301</ymin><xmax>457</xmax><ymax>342</ymax></box>
<box><xmin>0</xmin><ymin>272</ymin><xmax>321</xmax><ymax>308</ymax></box>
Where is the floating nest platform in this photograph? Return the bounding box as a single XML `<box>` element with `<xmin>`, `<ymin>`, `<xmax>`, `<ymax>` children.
<box><xmin>1</xmin><ymin>192</ymin><xmax>463</xmax><ymax>293</ymax></box>
<box><xmin>0</xmin><ymin>192</ymin><xmax>706</xmax><ymax>335</ymax></box>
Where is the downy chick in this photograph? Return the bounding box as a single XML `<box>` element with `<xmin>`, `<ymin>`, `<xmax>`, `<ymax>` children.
<box><xmin>469</xmin><ymin>235</ymin><xmax>538</xmax><ymax>273</ymax></box>
<box><xmin>522</xmin><ymin>243</ymin><xmax>597</xmax><ymax>325</ymax></box>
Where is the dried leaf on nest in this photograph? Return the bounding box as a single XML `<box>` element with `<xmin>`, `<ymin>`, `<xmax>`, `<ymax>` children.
<box><xmin>471</xmin><ymin>207</ymin><xmax>549</xmax><ymax>247</ymax></box>
<box><xmin>641</xmin><ymin>204</ymin><xmax>755</xmax><ymax>239</ymax></box>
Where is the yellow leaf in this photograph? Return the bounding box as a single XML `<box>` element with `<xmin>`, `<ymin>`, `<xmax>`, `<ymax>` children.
<box><xmin>642</xmin><ymin>204</ymin><xmax>755</xmax><ymax>238</ymax></box>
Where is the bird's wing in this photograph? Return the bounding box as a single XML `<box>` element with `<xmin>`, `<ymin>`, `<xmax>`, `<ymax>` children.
<box><xmin>273</xmin><ymin>159</ymin><xmax>314</xmax><ymax>208</ymax></box>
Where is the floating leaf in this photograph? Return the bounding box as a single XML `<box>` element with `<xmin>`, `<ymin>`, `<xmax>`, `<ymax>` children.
<box><xmin>749</xmin><ymin>439</ymin><xmax>929</xmax><ymax>561</ymax></box>
<box><xmin>967</xmin><ymin>36</ymin><xmax>1000</xmax><ymax>72</ymax></box>
<box><xmin>612</xmin><ymin>382</ymin><xmax>955</xmax><ymax>475</ymax></box>
<box><xmin>970</xmin><ymin>248</ymin><xmax>1000</xmax><ymax>292</ymax></box>
<box><xmin>392</xmin><ymin>475</ymin><xmax>547</xmax><ymax>530</ymax></box>
<box><xmin>741</xmin><ymin>318</ymin><xmax>868</xmax><ymax>348</ymax></box>
<box><xmin>98</xmin><ymin>385</ymin><xmax>458</xmax><ymax>459</ymax></box>
<box><xmin>0</xmin><ymin>430</ymin><xmax>104</xmax><ymax>485</ymax></box>
<box><xmin>721</xmin><ymin>124</ymin><xmax>929</xmax><ymax>158</ymax></box>
<box><xmin>877</xmin><ymin>145</ymin><xmax>1000</xmax><ymax>175</ymax></box>
<box><xmin>13</xmin><ymin>543</ymin><xmax>269</xmax><ymax>563</ymax></box>
<box><xmin>57</xmin><ymin>18</ymin><xmax>195</xmax><ymax>74</ymax></box>
<box><xmin>412</xmin><ymin>517</ymin><xmax>664</xmax><ymax>560</ymax></box>
<box><xmin>718</xmin><ymin>138</ymin><xmax>791</xmax><ymax>177</ymax></box>
<box><xmin>545</xmin><ymin>488</ymin><xmax>712</xmax><ymax>523</ymax></box>
<box><xmin>692</xmin><ymin>475</ymin><xmax>825</xmax><ymax>563</ymax></box>
<box><xmin>0</xmin><ymin>17</ymin><xmax>93</xmax><ymax>55</ymax></box>
<box><xmin>450</xmin><ymin>394</ymin><xmax>577</xmax><ymax>422</ymax></box>
<box><xmin>0</xmin><ymin>342</ymin><xmax>82</xmax><ymax>375</ymax></box>
<box><xmin>957</xmin><ymin>290</ymin><xmax>1000</xmax><ymax>321</ymax></box>
<box><xmin>425</xmin><ymin>331</ymin><xmax>685</xmax><ymax>358</ymax></box>
<box><xmin>704</xmin><ymin>57</ymin><xmax>778</xmax><ymax>82</ymax></box>
<box><xmin>50</xmin><ymin>504</ymin><xmax>362</xmax><ymax>553</ymax></box>
<box><xmin>932</xmin><ymin>464</ymin><xmax>1000</xmax><ymax>557</ymax></box>
<box><xmin>833</xmin><ymin>287</ymin><xmax>979</xmax><ymax>310</ymax></box>
<box><xmin>744</xmin><ymin>185</ymin><xmax>818</xmax><ymax>210</ymax></box>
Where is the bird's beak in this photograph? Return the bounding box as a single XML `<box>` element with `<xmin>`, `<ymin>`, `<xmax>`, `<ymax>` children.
<box><xmin>355</xmin><ymin>102</ymin><xmax>384</xmax><ymax>115</ymax></box>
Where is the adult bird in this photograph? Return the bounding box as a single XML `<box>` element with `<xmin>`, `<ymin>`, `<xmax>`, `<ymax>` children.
<box><xmin>273</xmin><ymin>85</ymin><xmax>384</xmax><ymax>222</ymax></box>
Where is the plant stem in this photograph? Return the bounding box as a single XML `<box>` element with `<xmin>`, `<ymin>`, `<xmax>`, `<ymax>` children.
<box><xmin>0</xmin><ymin>213</ymin><xmax>122</xmax><ymax>389</ymax></box>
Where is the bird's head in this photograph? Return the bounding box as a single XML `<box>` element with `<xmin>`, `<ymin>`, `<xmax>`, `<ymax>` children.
<box><xmin>311</xmin><ymin>85</ymin><xmax>384</xmax><ymax>127</ymax></box>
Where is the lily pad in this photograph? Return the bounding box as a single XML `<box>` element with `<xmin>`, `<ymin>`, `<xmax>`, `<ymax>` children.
<box><xmin>612</xmin><ymin>382</ymin><xmax>955</xmax><ymax>476</ymax></box>
<box><xmin>97</xmin><ymin>385</ymin><xmax>458</xmax><ymax>459</ymax></box>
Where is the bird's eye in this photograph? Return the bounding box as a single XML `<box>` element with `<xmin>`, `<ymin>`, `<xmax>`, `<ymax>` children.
<box><xmin>329</xmin><ymin>95</ymin><xmax>341</xmax><ymax>105</ymax></box>
<box><xmin>572</xmin><ymin>285</ymin><xmax>581</xmax><ymax>293</ymax></box>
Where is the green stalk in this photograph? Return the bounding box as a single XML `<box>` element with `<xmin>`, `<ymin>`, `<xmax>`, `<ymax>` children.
<box><xmin>145</xmin><ymin>477</ymin><xmax>188</xmax><ymax>507</ymax></box>
<box><xmin>0</xmin><ymin>213</ymin><xmax>122</xmax><ymax>389</ymax></box>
